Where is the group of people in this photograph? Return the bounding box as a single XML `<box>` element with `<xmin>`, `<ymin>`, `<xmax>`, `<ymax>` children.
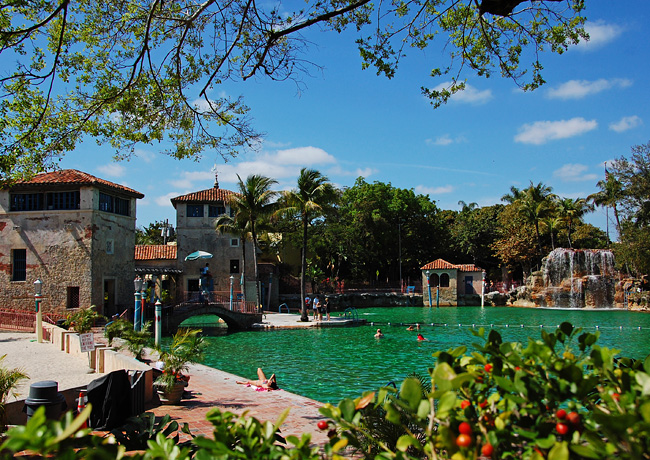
<box><xmin>375</xmin><ymin>325</ymin><xmax>428</xmax><ymax>341</ymax></box>
<box><xmin>304</xmin><ymin>295</ymin><xmax>330</xmax><ymax>321</ymax></box>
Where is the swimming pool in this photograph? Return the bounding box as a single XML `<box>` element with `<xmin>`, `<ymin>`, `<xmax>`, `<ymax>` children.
<box><xmin>193</xmin><ymin>306</ymin><xmax>650</xmax><ymax>403</ymax></box>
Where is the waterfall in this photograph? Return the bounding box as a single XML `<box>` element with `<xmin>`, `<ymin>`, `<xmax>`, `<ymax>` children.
<box><xmin>539</xmin><ymin>248</ymin><xmax>616</xmax><ymax>308</ymax></box>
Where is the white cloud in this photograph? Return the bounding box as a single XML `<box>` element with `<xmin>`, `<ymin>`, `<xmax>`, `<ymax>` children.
<box><xmin>275</xmin><ymin>146</ymin><xmax>336</xmax><ymax>165</ymax></box>
<box><xmin>575</xmin><ymin>21</ymin><xmax>624</xmax><ymax>50</ymax></box>
<box><xmin>553</xmin><ymin>164</ymin><xmax>599</xmax><ymax>182</ymax></box>
<box><xmin>547</xmin><ymin>78</ymin><xmax>632</xmax><ymax>99</ymax></box>
<box><xmin>425</xmin><ymin>135</ymin><xmax>468</xmax><ymax>146</ymax></box>
<box><xmin>431</xmin><ymin>82</ymin><xmax>493</xmax><ymax>105</ymax></box>
<box><xmin>609</xmin><ymin>115</ymin><xmax>643</xmax><ymax>133</ymax></box>
<box><xmin>154</xmin><ymin>192</ymin><xmax>180</xmax><ymax>207</ymax></box>
<box><xmin>415</xmin><ymin>184</ymin><xmax>454</xmax><ymax>195</ymax></box>
<box><xmin>96</xmin><ymin>163</ymin><xmax>126</xmax><ymax>178</ymax></box>
<box><xmin>135</xmin><ymin>148</ymin><xmax>157</xmax><ymax>163</ymax></box>
<box><xmin>514</xmin><ymin>117</ymin><xmax>598</xmax><ymax>145</ymax></box>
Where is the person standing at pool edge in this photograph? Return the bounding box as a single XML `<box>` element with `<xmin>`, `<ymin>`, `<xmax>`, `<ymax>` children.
<box><xmin>313</xmin><ymin>296</ymin><xmax>320</xmax><ymax>320</ymax></box>
<box><xmin>304</xmin><ymin>296</ymin><xmax>311</xmax><ymax>321</ymax></box>
<box><xmin>324</xmin><ymin>297</ymin><xmax>331</xmax><ymax>321</ymax></box>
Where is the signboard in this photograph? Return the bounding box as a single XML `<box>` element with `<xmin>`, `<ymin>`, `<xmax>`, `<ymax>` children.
<box><xmin>79</xmin><ymin>332</ymin><xmax>96</xmax><ymax>353</ymax></box>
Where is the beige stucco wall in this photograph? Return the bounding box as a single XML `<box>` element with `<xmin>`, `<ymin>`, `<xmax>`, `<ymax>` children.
<box><xmin>422</xmin><ymin>270</ymin><xmax>458</xmax><ymax>306</ymax></box>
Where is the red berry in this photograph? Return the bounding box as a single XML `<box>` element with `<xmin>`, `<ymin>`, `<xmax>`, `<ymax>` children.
<box><xmin>479</xmin><ymin>400</ymin><xmax>488</xmax><ymax>409</ymax></box>
<box><xmin>556</xmin><ymin>409</ymin><xmax>567</xmax><ymax>420</ymax></box>
<box><xmin>612</xmin><ymin>393</ymin><xmax>620</xmax><ymax>401</ymax></box>
<box><xmin>456</xmin><ymin>433</ymin><xmax>472</xmax><ymax>448</ymax></box>
<box><xmin>481</xmin><ymin>443</ymin><xmax>494</xmax><ymax>457</ymax></box>
<box><xmin>567</xmin><ymin>412</ymin><xmax>580</xmax><ymax>426</ymax></box>
<box><xmin>317</xmin><ymin>420</ymin><xmax>329</xmax><ymax>430</ymax></box>
<box><xmin>556</xmin><ymin>423</ymin><xmax>569</xmax><ymax>435</ymax></box>
<box><xmin>484</xmin><ymin>363</ymin><xmax>493</xmax><ymax>373</ymax></box>
<box><xmin>458</xmin><ymin>422</ymin><xmax>472</xmax><ymax>435</ymax></box>
<box><xmin>460</xmin><ymin>400</ymin><xmax>471</xmax><ymax>409</ymax></box>
<box><xmin>515</xmin><ymin>366</ymin><xmax>521</xmax><ymax>371</ymax></box>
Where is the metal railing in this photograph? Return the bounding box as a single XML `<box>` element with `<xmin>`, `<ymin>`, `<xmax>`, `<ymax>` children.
<box><xmin>178</xmin><ymin>291</ymin><xmax>258</xmax><ymax>314</ymax></box>
<box><xmin>0</xmin><ymin>309</ymin><xmax>65</xmax><ymax>332</ymax></box>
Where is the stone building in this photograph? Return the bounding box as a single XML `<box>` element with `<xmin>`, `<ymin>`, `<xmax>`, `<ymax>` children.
<box><xmin>0</xmin><ymin>169</ymin><xmax>143</xmax><ymax>316</ymax></box>
<box><xmin>170</xmin><ymin>177</ymin><xmax>263</xmax><ymax>303</ymax></box>
<box><xmin>421</xmin><ymin>259</ymin><xmax>484</xmax><ymax>306</ymax></box>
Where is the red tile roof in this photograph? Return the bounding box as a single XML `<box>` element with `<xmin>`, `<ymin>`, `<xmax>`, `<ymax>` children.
<box><xmin>421</xmin><ymin>259</ymin><xmax>483</xmax><ymax>272</ymax></box>
<box><xmin>170</xmin><ymin>186</ymin><xmax>235</xmax><ymax>207</ymax></box>
<box><xmin>9</xmin><ymin>169</ymin><xmax>144</xmax><ymax>198</ymax></box>
<box><xmin>135</xmin><ymin>245</ymin><xmax>177</xmax><ymax>260</ymax></box>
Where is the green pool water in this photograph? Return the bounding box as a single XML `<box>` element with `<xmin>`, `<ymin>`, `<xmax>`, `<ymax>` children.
<box><xmin>185</xmin><ymin>307</ymin><xmax>650</xmax><ymax>404</ymax></box>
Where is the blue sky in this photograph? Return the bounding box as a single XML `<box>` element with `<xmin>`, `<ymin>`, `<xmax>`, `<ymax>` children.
<box><xmin>60</xmin><ymin>2</ymin><xmax>649</xmax><ymax>237</ymax></box>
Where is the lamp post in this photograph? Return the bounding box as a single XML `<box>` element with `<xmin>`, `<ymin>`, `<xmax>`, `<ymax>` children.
<box><xmin>154</xmin><ymin>299</ymin><xmax>162</xmax><ymax>346</ymax></box>
<box><xmin>425</xmin><ymin>271</ymin><xmax>432</xmax><ymax>308</ymax></box>
<box><xmin>229</xmin><ymin>275</ymin><xmax>234</xmax><ymax>311</ymax></box>
<box><xmin>34</xmin><ymin>279</ymin><xmax>43</xmax><ymax>343</ymax></box>
<box><xmin>140</xmin><ymin>280</ymin><xmax>147</xmax><ymax>328</ymax></box>
<box><xmin>134</xmin><ymin>276</ymin><xmax>143</xmax><ymax>332</ymax></box>
<box><xmin>481</xmin><ymin>271</ymin><xmax>486</xmax><ymax>308</ymax></box>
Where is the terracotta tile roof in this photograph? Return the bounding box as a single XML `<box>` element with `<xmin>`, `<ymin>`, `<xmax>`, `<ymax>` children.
<box><xmin>421</xmin><ymin>259</ymin><xmax>483</xmax><ymax>272</ymax></box>
<box><xmin>135</xmin><ymin>245</ymin><xmax>177</xmax><ymax>260</ymax></box>
<box><xmin>170</xmin><ymin>186</ymin><xmax>235</xmax><ymax>206</ymax></box>
<box><xmin>9</xmin><ymin>169</ymin><xmax>144</xmax><ymax>198</ymax></box>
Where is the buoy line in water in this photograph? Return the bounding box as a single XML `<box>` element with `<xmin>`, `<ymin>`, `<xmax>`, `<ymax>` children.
<box><xmin>368</xmin><ymin>322</ymin><xmax>650</xmax><ymax>331</ymax></box>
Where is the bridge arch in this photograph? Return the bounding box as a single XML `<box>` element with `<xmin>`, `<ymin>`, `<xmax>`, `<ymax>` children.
<box><xmin>164</xmin><ymin>302</ymin><xmax>262</xmax><ymax>333</ymax></box>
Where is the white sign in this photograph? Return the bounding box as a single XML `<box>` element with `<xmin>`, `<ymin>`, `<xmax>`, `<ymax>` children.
<box><xmin>79</xmin><ymin>332</ymin><xmax>96</xmax><ymax>353</ymax></box>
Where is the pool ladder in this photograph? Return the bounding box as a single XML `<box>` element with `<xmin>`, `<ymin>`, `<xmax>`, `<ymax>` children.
<box><xmin>343</xmin><ymin>307</ymin><xmax>360</xmax><ymax>323</ymax></box>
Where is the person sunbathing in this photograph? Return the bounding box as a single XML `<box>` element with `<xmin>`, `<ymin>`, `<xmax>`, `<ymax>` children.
<box><xmin>236</xmin><ymin>368</ymin><xmax>278</xmax><ymax>390</ymax></box>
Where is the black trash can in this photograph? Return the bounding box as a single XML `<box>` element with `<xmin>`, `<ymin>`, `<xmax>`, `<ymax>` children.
<box><xmin>23</xmin><ymin>380</ymin><xmax>67</xmax><ymax>421</ymax></box>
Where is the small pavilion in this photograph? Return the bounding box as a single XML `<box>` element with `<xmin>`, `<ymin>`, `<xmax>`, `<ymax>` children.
<box><xmin>420</xmin><ymin>259</ymin><xmax>484</xmax><ymax>306</ymax></box>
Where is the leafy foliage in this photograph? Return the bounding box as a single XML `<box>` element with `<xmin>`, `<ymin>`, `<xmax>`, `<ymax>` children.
<box><xmin>320</xmin><ymin>323</ymin><xmax>650</xmax><ymax>459</ymax></box>
<box><xmin>1</xmin><ymin>0</ymin><xmax>586</xmax><ymax>183</ymax></box>
<box><xmin>63</xmin><ymin>306</ymin><xmax>101</xmax><ymax>334</ymax></box>
<box><xmin>0</xmin><ymin>355</ymin><xmax>28</xmax><ymax>431</ymax></box>
<box><xmin>154</xmin><ymin>328</ymin><xmax>206</xmax><ymax>389</ymax></box>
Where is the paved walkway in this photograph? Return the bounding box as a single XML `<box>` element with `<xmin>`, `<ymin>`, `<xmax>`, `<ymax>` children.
<box><xmin>2</xmin><ymin>312</ymin><xmax>354</xmax><ymax>446</ymax></box>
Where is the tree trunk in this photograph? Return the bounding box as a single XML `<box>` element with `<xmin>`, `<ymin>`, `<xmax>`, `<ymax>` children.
<box><xmin>240</xmin><ymin>239</ymin><xmax>247</xmax><ymax>305</ymax></box>
<box><xmin>299</xmin><ymin>213</ymin><xmax>309</xmax><ymax>321</ymax></box>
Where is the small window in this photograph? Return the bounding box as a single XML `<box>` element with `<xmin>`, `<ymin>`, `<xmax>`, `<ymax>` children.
<box><xmin>430</xmin><ymin>273</ymin><xmax>439</xmax><ymax>287</ymax></box>
<box><xmin>47</xmin><ymin>191</ymin><xmax>80</xmax><ymax>210</ymax></box>
<box><xmin>208</xmin><ymin>205</ymin><xmax>226</xmax><ymax>217</ymax></box>
<box><xmin>67</xmin><ymin>287</ymin><xmax>80</xmax><ymax>309</ymax></box>
<box><xmin>187</xmin><ymin>204</ymin><xmax>204</xmax><ymax>217</ymax></box>
<box><xmin>230</xmin><ymin>238</ymin><xmax>239</xmax><ymax>247</ymax></box>
<box><xmin>106</xmin><ymin>239</ymin><xmax>114</xmax><ymax>254</ymax></box>
<box><xmin>230</xmin><ymin>259</ymin><xmax>240</xmax><ymax>274</ymax></box>
<box><xmin>99</xmin><ymin>192</ymin><xmax>130</xmax><ymax>216</ymax></box>
<box><xmin>12</xmin><ymin>249</ymin><xmax>27</xmax><ymax>281</ymax></box>
<box><xmin>10</xmin><ymin>193</ymin><xmax>43</xmax><ymax>211</ymax></box>
<box><xmin>440</xmin><ymin>273</ymin><xmax>450</xmax><ymax>288</ymax></box>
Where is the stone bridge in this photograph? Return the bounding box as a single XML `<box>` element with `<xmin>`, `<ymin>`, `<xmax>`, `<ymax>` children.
<box><xmin>164</xmin><ymin>301</ymin><xmax>262</xmax><ymax>332</ymax></box>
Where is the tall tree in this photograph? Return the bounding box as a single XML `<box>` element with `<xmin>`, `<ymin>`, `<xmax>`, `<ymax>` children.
<box><xmin>229</xmin><ymin>174</ymin><xmax>278</xmax><ymax>309</ymax></box>
<box><xmin>1</xmin><ymin>1</ymin><xmax>586</xmax><ymax>183</ymax></box>
<box><xmin>503</xmin><ymin>182</ymin><xmax>554</xmax><ymax>258</ymax></box>
<box><xmin>555</xmin><ymin>197</ymin><xmax>593</xmax><ymax>248</ymax></box>
<box><xmin>281</xmin><ymin>169</ymin><xmax>336</xmax><ymax>322</ymax></box>
<box><xmin>588</xmin><ymin>175</ymin><xmax>625</xmax><ymax>242</ymax></box>
<box><xmin>135</xmin><ymin>221</ymin><xmax>176</xmax><ymax>245</ymax></box>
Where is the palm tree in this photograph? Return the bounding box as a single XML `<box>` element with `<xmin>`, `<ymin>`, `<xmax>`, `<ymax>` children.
<box><xmin>555</xmin><ymin>197</ymin><xmax>594</xmax><ymax>248</ymax></box>
<box><xmin>229</xmin><ymin>174</ymin><xmax>278</xmax><ymax>309</ymax></box>
<box><xmin>506</xmin><ymin>182</ymin><xmax>554</xmax><ymax>257</ymax></box>
<box><xmin>540</xmin><ymin>215</ymin><xmax>562</xmax><ymax>250</ymax></box>
<box><xmin>215</xmin><ymin>211</ymin><xmax>250</xmax><ymax>305</ymax></box>
<box><xmin>281</xmin><ymin>168</ymin><xmax>337</xmax><ymax>322</ymax></box>
<box><xmin>588</xmin><ymin>175</ymin><xmax>625</xmax><ymax>242</ymax></box>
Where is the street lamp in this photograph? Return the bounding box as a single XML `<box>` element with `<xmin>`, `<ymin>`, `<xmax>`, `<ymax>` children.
<box><xmin>425</xmin><ymin>270</ymin><xmax>432</xmax><ymax>308</ymax></box>
<box><xmin>481</xmin><ymin>271</ymin><xmax>486</xmax><ymax>308</ymax></box>
<box><xmin>154</xmin><ymin>299</ymin><xmax>162</xmax><ymax>346</ymax></box>
<box><xmin>134</xmin><ymin>276</ymin><xmax>143</xmax><ymax>331</ymax></box>
<box><xmin>229</xmin><ymin>275</ymin><xmax>234</xmax><ymax>311</ymax></box>
<box><xmin>34</xmin><ymin>279</ymin><xmax>43</xmax><ymax>343</ymax></box>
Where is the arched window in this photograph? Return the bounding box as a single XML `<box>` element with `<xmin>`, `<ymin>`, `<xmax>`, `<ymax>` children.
<box><xmin>440</xmin><ymin>273</ymin><xmax>450</xmax><ymax>287</ymax></box>
<box><xmin>430</xmin><ymin>273</ymin><xmax>440</xmax><ymax>287</ymax></box>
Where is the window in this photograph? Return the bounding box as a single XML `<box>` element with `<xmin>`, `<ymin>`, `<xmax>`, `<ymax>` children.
<box><xmin>10</xmin><ymin>191</ymin><xmax>81</xmax><ymax>211</ymax></box>
<box><xmin>47</xmin><ymin>191</ymin><xmax>80</xmax><ymax>210</ymax></box>
<box><xmin>187</xmin><ymin>204</ymin><xmax>204</xmax><ymax>217</ymax></box>
<box><xmin>230</xmin><ymin>238</ymin><xmax>239</xmax><ymax>247</ymax></box>
<box><xmin>208</xmin><ymin>205</ymin><xmax>226</xmax><ymax>217</ymax></box>
<box><xmin>67</xmin><ymin>287</ymin><xmax>80</xmax><ymax>309</ymax></box>
<box><xmin>440</xmin><ymin>273</ymin><xmax>450</xmax><ymax>288</ymax></box>
<box><xmin>429</xmin><ymin>273</ymin><xmax>439</xmax><ymax>287</ymax></box>
<box><xmin>10</xmin><ymin>193</ymin><xmax>43</xmax><ymax>211</ymax></box>
<box><xmin>106</xmin><ymin>239</ymin><xmax>114</xmax><ymax>254</ymax></box>
<box><xmin>230</xmin><ymin>259</ymin><xmax>240</xmax><ymax>273</ymax></box>
<box><xmin>99</xmin><ymin>192</ymin><xmax>130</xmax><ymax>216</ymax></box>
<box><xmin>12</xmin><ymin>249</ymin><xmax>26</xmax><ymax>281</ymax></box>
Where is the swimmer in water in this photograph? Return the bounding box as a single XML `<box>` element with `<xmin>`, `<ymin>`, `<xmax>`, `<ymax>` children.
<box><xmin>375</xmin><ymin>328</ymin><xmax>384</xmax><ymax>338</ymax></box>
<box><xmin>417</xmin><ymin>333</ymin><xmax>428</xmax><ymax>341</ymax></box>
